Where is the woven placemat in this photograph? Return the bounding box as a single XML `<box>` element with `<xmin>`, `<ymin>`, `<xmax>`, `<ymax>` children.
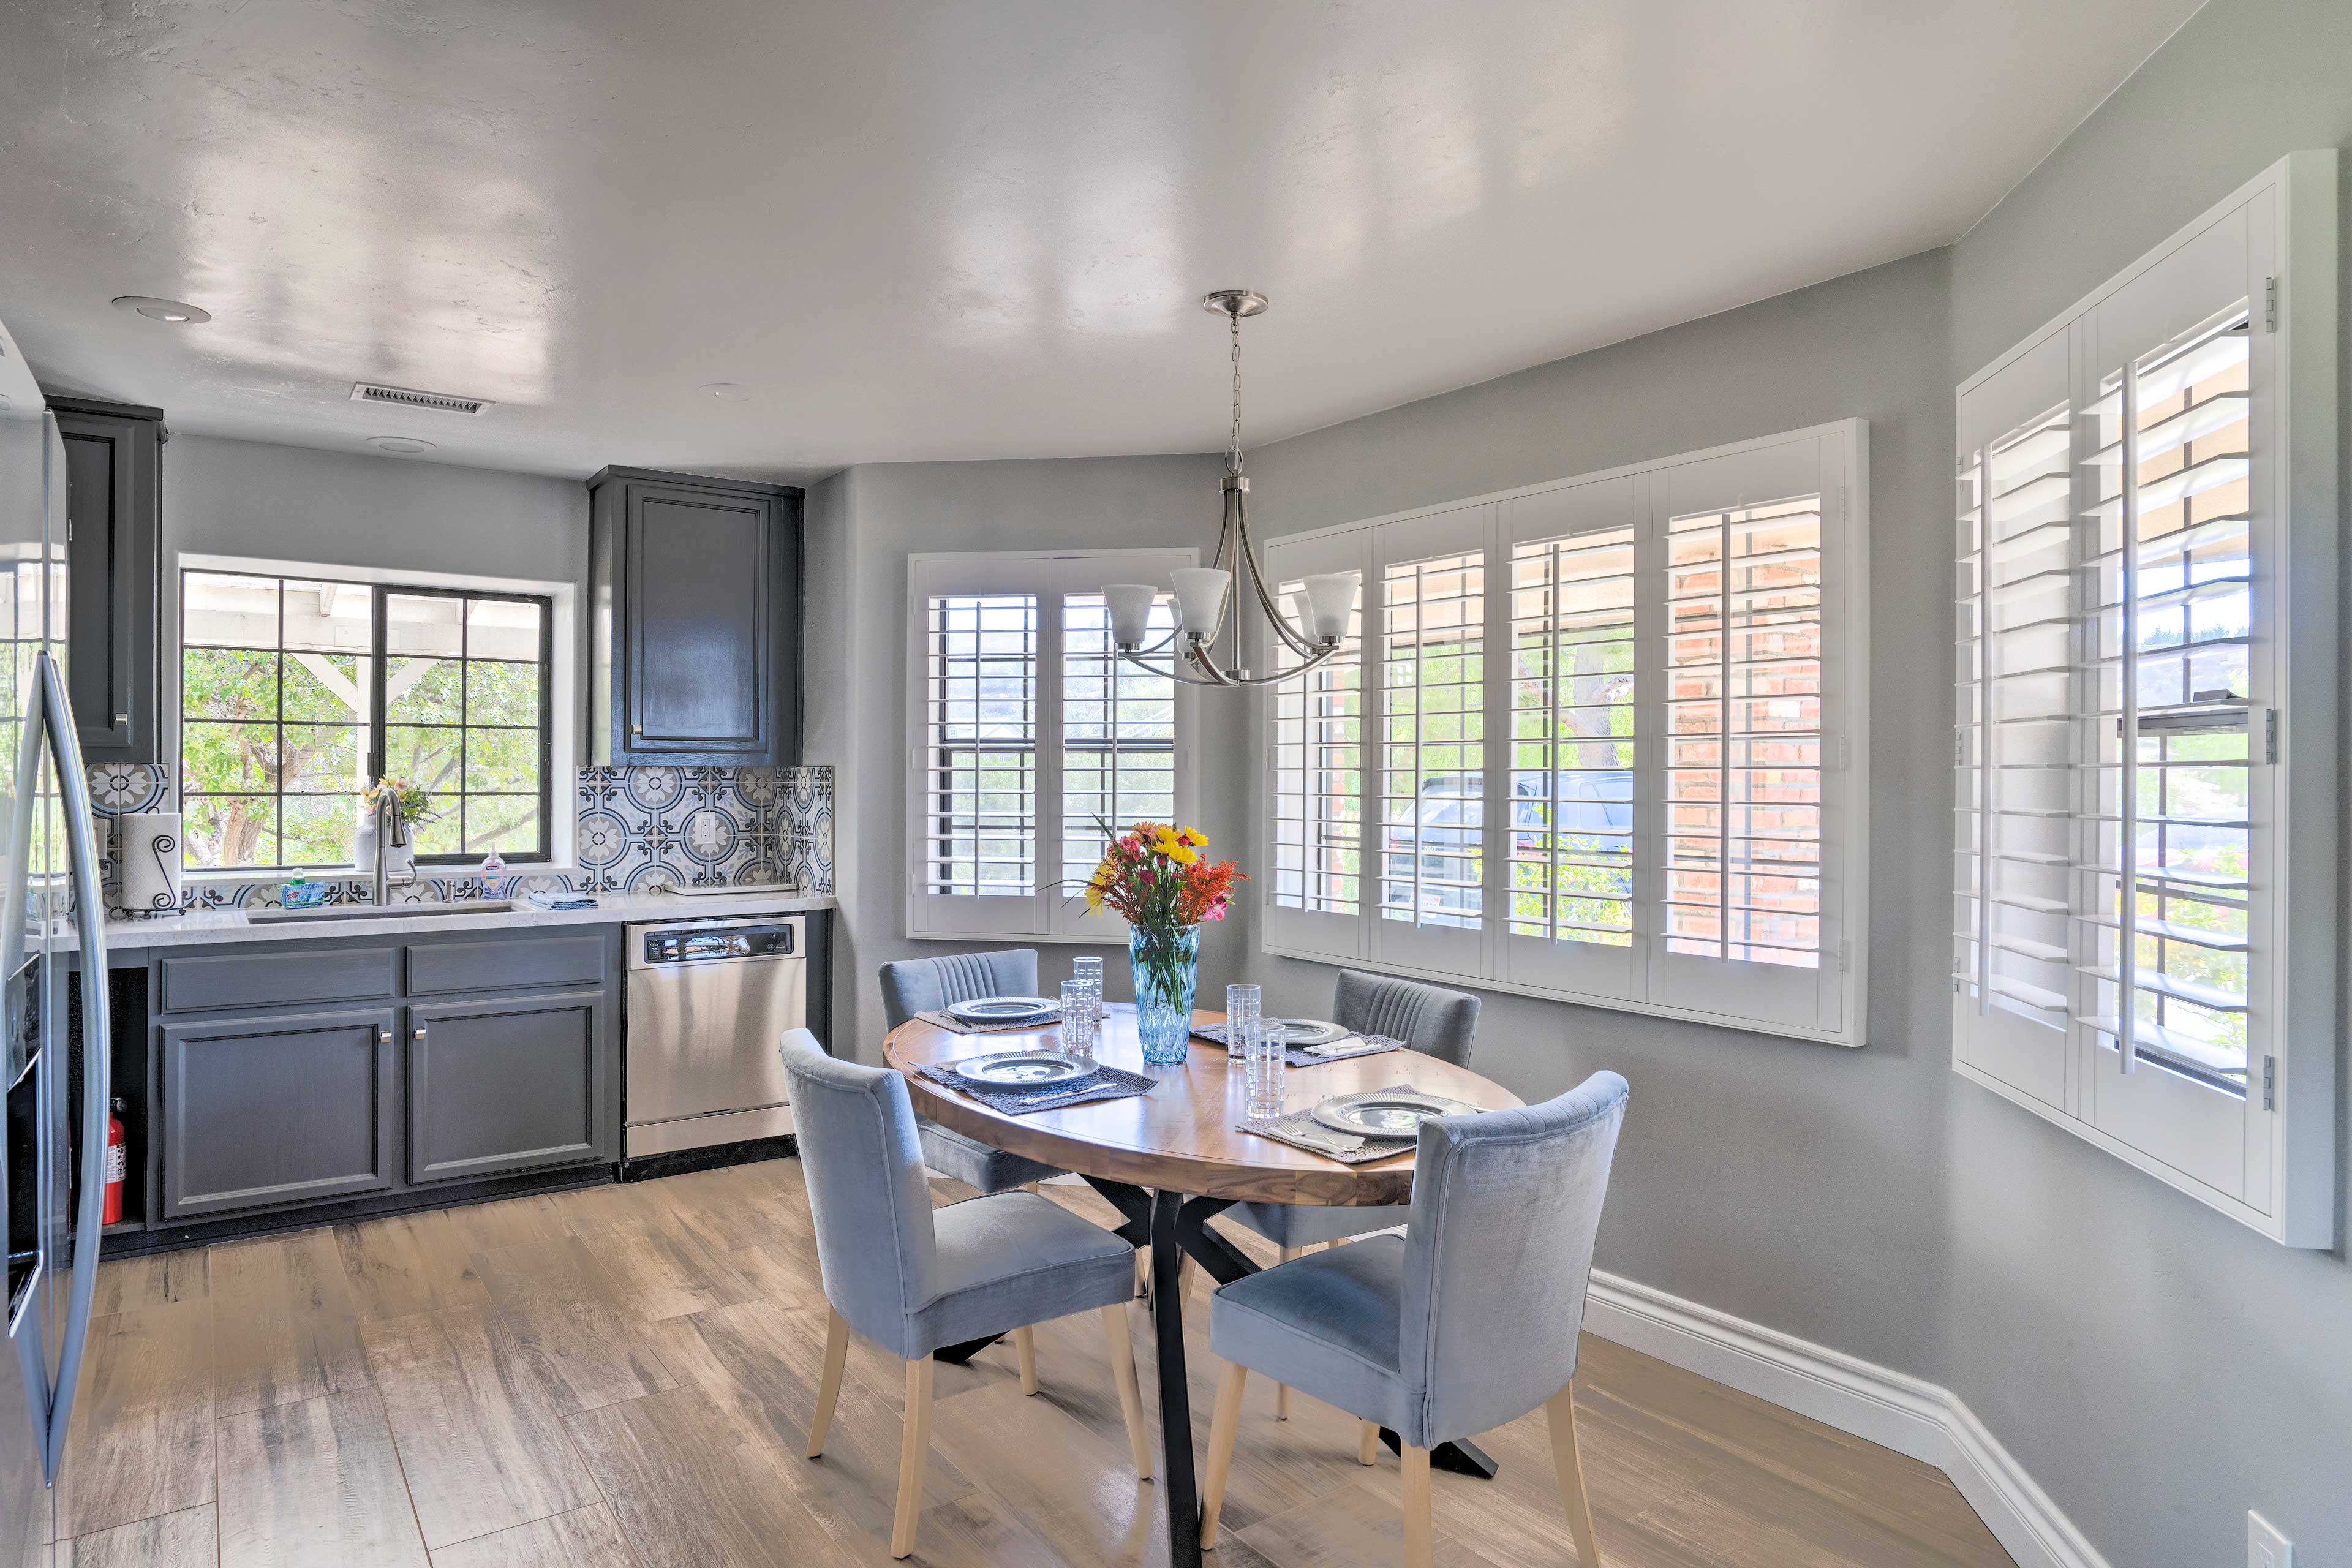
<box><xmin>1237</xmin><ymin>1109</ymin><xmax>1415</xmax><ymax>1164</ymax></box>
<box><xmin>916</xmin><ymin>1058</ymin><xmax>1156</xmax><ymax>1115</ymax></box>
<box><xmin>1191</xmin><ymin>1023</ymin><xmax>1404</xmax><ymax>1068</ymax></box>
<box><xmin>914</xmin><ymin>1008</ymin><xmax>1063</xmax><ymax>1036</ymax></box>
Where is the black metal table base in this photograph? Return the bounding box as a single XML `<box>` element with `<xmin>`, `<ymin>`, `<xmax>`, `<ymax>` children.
<box><xmin>1068</xmin><ymin>1177</ymin><xmax>1492</xmax><ymax>1566</ymax></box>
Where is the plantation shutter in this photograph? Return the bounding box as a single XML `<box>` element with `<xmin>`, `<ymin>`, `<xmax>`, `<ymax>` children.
<box><xmin>1498</xmin><ymin>475</ymin><xmax>1645</xmax><ymax>1001</ymax></box>
<box><xmin>906</xmin><ymin>549</ymin><xmax>1196</xmax><ymax>941</ymax></box>
<box><xmin>1262</xmin><ymin>529</ymin><xmax>1373</xmax><ymax>960</ymax></box>
<box><xmin>1951</xmin><ymin>152</ymin><xmax>2337</xmax><ymax>1245</ymax></box>
<box><xmin>1649</xmin><ymin>435</ymin><xmax>1853</xmax><ymax>1036</ymax></box>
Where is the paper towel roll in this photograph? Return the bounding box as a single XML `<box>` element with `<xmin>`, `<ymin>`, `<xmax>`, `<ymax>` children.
<box><xmin>119</xmin><ymin>811</ymin><xmax>183</xmax><ymax>913</ymax></box>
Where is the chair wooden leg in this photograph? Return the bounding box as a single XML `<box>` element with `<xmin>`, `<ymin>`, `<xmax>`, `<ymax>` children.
<box><xmin>805</xmin><ymin>1308</ymin><xmax>851</xmax><ymax>1458</ymax></box>
<box><xmin>1134</xmin><ymin>1248</ymin><xmax>1149</xmax><ymax>1297</ymax></box>
<box><xmin>1357</xmin><ymin>1419</ymin><xmax>1381</xmax><ymax>1466</ymax></box>
<box><xmin>1401</xmin><ymin>1444</ymin><xmax>1433</xmax><ymax>1568</ymax></box>
<box><xmin>1014</xmin><ymin>1324</ymin><xmax>1039</xmax><ymax>1396</ymax></box>
<box><xmin>1544</xmin><ymin>1382</ymin><xmax>1604</xmax><ymax>1566</ymax></box>
<box><xmin>890</xmin><ymin>1355</ymin><xmax>937</xmax><ymax>1559</ymax></box>
<box><xmin>1200</xmin><ymin>1363</ymin><xmax>1248</xmax><ymax>1548</ymax></box>
<box><xmin>1101</xmin><ymin>1304</ymin><xmax>1153</xmax><ymax>1480</ymax></box>
<box><xmin>1274</xmin><ymin>1247</ymin><xmax>1299</xmax><ymax>1419</ymax></box>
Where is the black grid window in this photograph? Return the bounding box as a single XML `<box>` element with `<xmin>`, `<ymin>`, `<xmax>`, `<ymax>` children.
<box><xmin>179</xmin><ymin>570</ymin><xmax>552</xmax><ymax>870</ymax></box>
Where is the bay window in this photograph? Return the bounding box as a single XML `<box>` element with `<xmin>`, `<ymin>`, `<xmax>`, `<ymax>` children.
<box><xmin>1262</xmin><ymin>423</ymin><xmax>1868</xmax><ymax>1046</ymax></box>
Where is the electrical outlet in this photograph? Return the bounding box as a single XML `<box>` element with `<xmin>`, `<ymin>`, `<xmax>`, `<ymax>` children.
<box><xmin>2248</xmin><ymin>1511</ymin><xmax>2291</xmax><ymax>1568</ymax></box>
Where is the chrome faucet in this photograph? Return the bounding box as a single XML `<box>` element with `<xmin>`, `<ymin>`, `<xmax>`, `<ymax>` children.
<box><xmin>371</xmin><ymin>785</ymin><xmax>414</xmax><ymax>907</ymax></box>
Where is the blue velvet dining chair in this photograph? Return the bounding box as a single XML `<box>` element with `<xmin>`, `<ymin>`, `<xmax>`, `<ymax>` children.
<box><xmin>1223</xmin><ymin>971</ymin><xmax>1480</xmax><ymax>1417</ymax></box>
<box><xmin>778</xmin><ymin>1029</ymin><xmax>1153</xmax><ymax>1559</ymax></box>
<box><xmin>878</xmin><ymin>950</ymin><xmax>1071</xmax><ymax>1195</ymax></box>
<box><xmin>1200</xmin><ymin>1070</ymin><xmax>1629</xmax><ymax>1568</ymax></box>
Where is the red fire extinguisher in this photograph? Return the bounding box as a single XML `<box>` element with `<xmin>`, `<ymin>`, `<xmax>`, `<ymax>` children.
<box><xmin>102</xmin><ymin>1098</ymin><xmax>126</xmax><ymax>1226</ymax></box>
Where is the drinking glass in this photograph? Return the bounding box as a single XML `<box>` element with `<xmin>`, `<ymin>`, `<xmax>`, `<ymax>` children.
<box><xmin>1248</xmin><ymin>1023</ymin><xmax>1289</xmax><ymax>1123</ymax></box>
<box><xmin>1060</xmin><ymin>980</ymin><xmax>1098</xmax><ymax>1059</ymax></box>
<box><xmin>1069</xmin><ymin>954</ymin><xmax>1104</xmax><ymax>1028</ymax></box>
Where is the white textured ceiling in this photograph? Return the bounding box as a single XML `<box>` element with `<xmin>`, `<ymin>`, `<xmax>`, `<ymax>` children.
<box><xmin>0</xmin><ymin>0</ymin><xmax>2198</xmax><ymax>482</ymax></box>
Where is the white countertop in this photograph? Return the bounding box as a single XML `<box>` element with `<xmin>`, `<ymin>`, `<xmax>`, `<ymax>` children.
<box><xmin>88</xmin><ymin>889</ymin><xmax>837</xmax><ymax>953</ymax></box>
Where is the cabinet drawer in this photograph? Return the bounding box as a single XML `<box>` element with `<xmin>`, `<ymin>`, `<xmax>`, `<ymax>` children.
<box><xmin>405</xmin><ymin>934</ymin><xmax>609</xmax><ymax>997</ymax></box>
<box><xmin>158</xmin><ymin>946</ymin><xmax>398</xmax><ymax>1014</ymax></box>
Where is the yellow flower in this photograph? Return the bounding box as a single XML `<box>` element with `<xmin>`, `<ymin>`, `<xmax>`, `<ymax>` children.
<box><xmin>1168</xmin><ymin>844</ymin><xmax>1198</xmax><ymax>866</ymax></box>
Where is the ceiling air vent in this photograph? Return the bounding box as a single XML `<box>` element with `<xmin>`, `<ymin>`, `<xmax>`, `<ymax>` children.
<box><xmin>349</xmin><ymin>382</ymin><xmax>494</xmax><ymax>416</ymax></box>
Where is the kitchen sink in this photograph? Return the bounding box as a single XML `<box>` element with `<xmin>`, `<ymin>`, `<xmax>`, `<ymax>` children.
<box><xmin>247</xmin><ymin>899</ymin><xmax>518</xmax><ymax>924</ymax></box>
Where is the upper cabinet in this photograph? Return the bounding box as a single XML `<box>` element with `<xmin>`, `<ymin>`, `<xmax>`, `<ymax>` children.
<box><xmin>50</xmin><ymin>396</ymin><xmax>162</xmax><ymax>763</ymax></box>
<box><xmin>587</xmin><ymin>466</ymin><xmax>802</xmax><ymax>767</ymax></box>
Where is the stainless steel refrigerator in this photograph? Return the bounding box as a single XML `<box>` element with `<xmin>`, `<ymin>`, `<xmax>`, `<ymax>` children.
<box><xmin>0</xmin><ymin>321</ymin><xmax>113</xmax><ymax>1565</ymax></box>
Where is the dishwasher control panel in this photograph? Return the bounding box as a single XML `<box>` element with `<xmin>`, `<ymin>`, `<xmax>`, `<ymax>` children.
<box><xmin>635</xmin><ymin>920</ymin><xmax>799</xmax><ymax>966</ymax></box>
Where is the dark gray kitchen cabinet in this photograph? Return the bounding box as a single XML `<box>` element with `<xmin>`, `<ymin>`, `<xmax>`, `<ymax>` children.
<box><xmin>159</xmin><ymin>1006</ymin><xmax>399</xmax><ymax>1219</ymax></box>
<box><xmin>50</xmin><ymin>395</ymin><xmax>162</xmax><ymax>763</ymax></box>
<box><xmin>407</xmin><ymin>989</ymin><xmax>611</xmax><ymax>1185</ymax></box>
<box><xmin>587</xmin><ymin>466</ymin><xmax>802</xmax><ymax>766</ymax></box>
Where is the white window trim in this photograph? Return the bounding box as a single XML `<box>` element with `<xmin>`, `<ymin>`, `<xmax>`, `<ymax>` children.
<box><xmin>168</xmin><ymin>551</ymin><xmax>582</xmax><ymax>877</ymax></box>
<box><xmin>1951</xmin><ymin>151</ymin><xmax>2339</xmax><ymax>1248</ymax></box>
<box><xmin>903</xmin><ymin>546</ymin><xmax>1199</xmax><ymax>944</ymax></box>
<box><xmin>1255</xmin><ymin>420</ymin><xmax>1870</xmax><ymax>1048</ymax></box>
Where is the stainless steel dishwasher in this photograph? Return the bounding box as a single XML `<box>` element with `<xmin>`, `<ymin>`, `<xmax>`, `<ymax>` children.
<box><xmin>624</xmin><ymin>914</ymin><xmax>805</xmax><ymax>1158</ymax></box>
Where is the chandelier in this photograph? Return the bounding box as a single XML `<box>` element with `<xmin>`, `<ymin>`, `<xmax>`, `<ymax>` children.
<box><xmin>1104</xmin><ymin>290</ymin><xmax>1359</xmax><ymax>688</ymax></box>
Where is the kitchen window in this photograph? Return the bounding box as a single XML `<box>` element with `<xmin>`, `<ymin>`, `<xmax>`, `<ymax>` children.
<box><xmin>905</xmin><ymin>548</ymin><xmax>1199</xmax><ymax>941</ymax></box>
<box><xmin>179</xmin><ymin>569</ymin><xmax>554</xmax><ymax>869</ymax></box>
<box><xmin>1953</xmin><ymin>152</ymin><xmax>2337</xmax><ymax>1246</ymax></box>
<box><xmin>1261</xmin><ymin>423</ymin><xmax>1868</xmax><ymax>1045</ymax></box>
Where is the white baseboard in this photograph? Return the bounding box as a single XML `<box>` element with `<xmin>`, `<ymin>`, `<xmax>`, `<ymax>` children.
<box><xmin>1582</xmin><ymin>1270</ymin><xmax>2110</xmax><ymax>1568</ymax></box>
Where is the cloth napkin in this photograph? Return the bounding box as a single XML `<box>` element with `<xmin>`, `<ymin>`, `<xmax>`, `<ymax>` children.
<box><xmin>1191</xmin><ymin>1022</ymin><xmax>1404</xmax><ymax>1068</ymax></box>
<box><xmin>916</xmin><ymin>1058</ymin><xmax>1155</xmax><ymax>1115</ymax></box>
<box><xmin>915</xmin><ymin>1008</ymin><xmax>1063</xmax><ymax>1036</ymax></box>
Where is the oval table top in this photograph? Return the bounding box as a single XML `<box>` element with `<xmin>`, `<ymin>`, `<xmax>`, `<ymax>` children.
<box><xmin>884</xmin><ymin>1006</ymin><xmax>1523</xmax><ymax>1206</ymax></box>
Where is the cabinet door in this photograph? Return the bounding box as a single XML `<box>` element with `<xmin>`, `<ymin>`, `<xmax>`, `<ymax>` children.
<box><xmin>407</xmin><ymin>989</ymin><xmax>611</xmax><ymax>1185</ymax></box>
<box><xmin>619</xmin><ymin>481</ymin><xmax>792</xmax><ymax>763</ymax></box>
<box><xmin>52</xmin><ymin>399</ymin><xmax>160</xmax><ymax>763</ymax></box>
<box><xmin>160</xmin><ymin>1008</ymin><xmax>398</xmax><ymax>1219</ymax></box>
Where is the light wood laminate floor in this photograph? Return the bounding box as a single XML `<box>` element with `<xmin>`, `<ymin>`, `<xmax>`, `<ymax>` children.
<box><xmin>56</xmin><ymin>1158</ymin><xmax>2014</xmax><ymax>1567</ymax></box>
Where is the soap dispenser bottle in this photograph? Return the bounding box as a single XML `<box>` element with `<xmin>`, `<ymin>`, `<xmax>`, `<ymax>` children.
<box><xmin>478</xmin><ymin>846</ymin><xmax>507</xmax><ymax>900</ymax></box>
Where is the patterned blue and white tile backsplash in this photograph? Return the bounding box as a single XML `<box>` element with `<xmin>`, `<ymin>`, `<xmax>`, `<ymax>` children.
<box><xmin>89</xmin><ymin>763</ymin><xmax>834</xmax><ymax>918</ymax></box>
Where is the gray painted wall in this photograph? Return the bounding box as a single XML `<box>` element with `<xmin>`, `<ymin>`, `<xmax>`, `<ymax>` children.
<box><xmin>801</xmin><ymin>453</ymin><xmax>1246</xmax><ymax>1058</ymax></box>
<box><xmin>1946</xmin><ymin>0</ymin><xmax>2352</xmax><ymax>1561</ymax></box>
<box><xmin>166</xmin><ymin>433</ymin><xmax>584</xmax><ymax>586</ymax></box>
<box><xmin>1240</xmin><ymin>249</ymin><xmax>1958</xmax><ymax>1382</ymax></box>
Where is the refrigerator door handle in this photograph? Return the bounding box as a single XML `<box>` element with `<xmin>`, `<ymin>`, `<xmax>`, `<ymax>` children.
<box><xmin>35</xmin><ymin>651</ymin><xmax>108</xmax><ymax>1480</ymax></box>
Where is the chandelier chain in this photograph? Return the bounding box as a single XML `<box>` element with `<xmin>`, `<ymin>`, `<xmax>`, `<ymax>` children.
<box><xmin>1228</xmin><ymin>307</ymin><xmax>1244</xmax><ymax>472</ymax></box>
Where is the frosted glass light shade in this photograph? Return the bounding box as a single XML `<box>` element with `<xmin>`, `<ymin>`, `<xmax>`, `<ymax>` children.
<box><xmin>1300</xmin><ymin>571</ymin><xmax>1360</xmax><ymax>641</ymax></box>
<box><xmin>1102</xmin><ymin>583</ymin><xmax>1158</xmax><ymax>647</ymax></box>
<box><xmin>1170</xmin><ymin>568</ymin><xmax>1232</xmax><ymax>638</ymax></box>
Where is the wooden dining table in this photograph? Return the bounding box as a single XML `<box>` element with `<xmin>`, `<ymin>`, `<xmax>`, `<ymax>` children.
<box><xmin>885</xmin><ymin>1005</ymin><xmax>1525</xmax><ymax>1567</ymax></box>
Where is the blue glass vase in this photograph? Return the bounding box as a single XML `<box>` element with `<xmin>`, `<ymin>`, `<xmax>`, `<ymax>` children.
<box><xmin>1129</xmin><ymin>924</ymin><xmax>1200</xmax><ymax>1063</ymax></box>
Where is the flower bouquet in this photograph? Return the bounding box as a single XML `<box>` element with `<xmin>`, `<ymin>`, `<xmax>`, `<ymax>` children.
<box><xmin>1082</xmin><ymin>821</ymin><xmax>1243</xmax><ymax>1062</ymax></box>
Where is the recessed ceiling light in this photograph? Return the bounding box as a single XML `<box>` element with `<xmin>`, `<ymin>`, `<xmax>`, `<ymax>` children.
<box><xmin>697</xmin><ymin>382</ymin><xmax>752</xmax><ymax>402</ymax></box>
<box><xmin>368</xmin><ymin>435</ymin><xmax>437</xmax><ymax>455</ymax></box>
<box><xmin>111</xmin><ymin>295</ymin><xmax>211</xmax><ymax>324</ymax></box>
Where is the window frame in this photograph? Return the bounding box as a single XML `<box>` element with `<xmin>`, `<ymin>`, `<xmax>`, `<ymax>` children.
<box><xmin>176</xmin><ymin>567</ymin><xmax>558</xmax><ymax>870</ymax></box>
<box><xmin>903</xmin><ymin>546</ymin><xmax>1200</xmax><ymax>944</ymax></box>
<box><xmin>1257</xmin><ymin>420</ymin><xmax>1870</xmax><ymax>1048</ymax></box>
<box><xmin>1951</xmin><ymin>151</ymin><xmax>2338</xmax><ymax>1247</ymax></box>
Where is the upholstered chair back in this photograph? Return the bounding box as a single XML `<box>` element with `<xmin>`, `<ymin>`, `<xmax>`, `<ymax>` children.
<box><xmin>1396</xmin><ymin>1070</ymin><xmax>1628</xmax><ymax>1447</ymax></box>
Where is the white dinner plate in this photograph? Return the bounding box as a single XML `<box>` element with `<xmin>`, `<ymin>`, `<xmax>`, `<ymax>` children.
<box><xmin>946</xmin><ymin>995</ymin><xmax>1058</xmax><ymax>1024</ymax></box>
<box><xmin>1310</xmin><ymin>1089</ymin><xmax>1483</xmax><ymax>1139</ymax></box>
<box><xmin>952</xmin><ymin>1050</ymin><xmax>1101</xmax><ymax>1087</ymax></box>
<box><xmin>1261</xmin><ymin>1017</ymin><xmax>1347</xmax><ymax>1046</ymax></box>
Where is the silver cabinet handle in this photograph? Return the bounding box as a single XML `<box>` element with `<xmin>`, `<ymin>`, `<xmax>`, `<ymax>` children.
<box><xmin>413</xmin><ymin>1023</ymin><xmax>428</xmax><ymax>1041</ymax></box>
<box><xmin>379</xmin><ymin>1027</ymin><xmax>392</xmax><ymax>1045</ymax></box>
<box><xmin>111</xmin><ymin>712</ymin><xmax>128</xmax><ymax>726</ymax></box>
